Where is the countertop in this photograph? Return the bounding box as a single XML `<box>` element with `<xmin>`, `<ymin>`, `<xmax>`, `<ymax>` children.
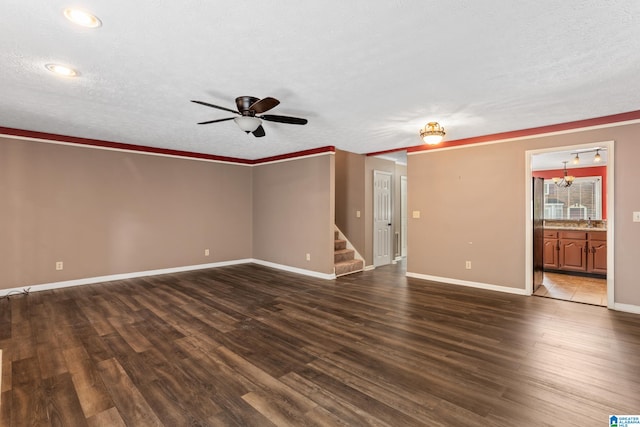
<box><xmin>544</xmin><ymin>226</ymin><xmax>607</xmax><ymax>231</ymax></box>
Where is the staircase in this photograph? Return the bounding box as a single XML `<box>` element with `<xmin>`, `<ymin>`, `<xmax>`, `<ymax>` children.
<box><xmin>334</xmin><ymin>230</ymin><xmax>364</xmax><ymax>277</ymax></box>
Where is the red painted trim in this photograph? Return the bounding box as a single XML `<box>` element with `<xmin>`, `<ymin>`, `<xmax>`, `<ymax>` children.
<box><xmin>366</xmin><ymin>109</ymin><xmax>640</xmax><ymax>156</ymax></box>
<box><xmin>0</xmin><ymin>126</ymin><xmax>334</xmax><ymax>165</ymax></box>
<box><xmin>0</xmin><ymin>126</ymin><xmax>254</xmax><ymax>164</ymax></box>
<box><xmin>252</xmin><ymin>146</ymin><xmax>335</xmax><ymax>164</ymax></box>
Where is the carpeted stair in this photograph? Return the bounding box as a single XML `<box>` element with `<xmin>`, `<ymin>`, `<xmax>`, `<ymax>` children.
<box><xmin>334</xmin><ymin>231</ymin><xmax>364</xmax><ymax>276</ymax></box>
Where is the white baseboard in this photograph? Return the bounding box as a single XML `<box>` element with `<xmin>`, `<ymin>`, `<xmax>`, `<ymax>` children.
<box><xmin>1</xmin><ymin>259</ymin><xmax>253</xmax><ymax>296</ymax></box>
<box><xmin>251</xmin><ymin>259</ymin><xmax>336</xmax><ymax>280</ymax></box>
<box><xmin>614</xmin><ymin>303</ymin><xmax>640</xmax><ymax>314</ymax></box>
<box><xmin>1</xmin><ymin>258</ymin><xmax>337</xmax><ymax>296</ymax></box>
<box><xmin>406</xmin><ymin>272</ymin><xmax>529</xmax><ymax>296</ymax></box>
<box><xmin>364</xmin><ymin>265</ymin><xmax>375</xmax><ymax>271</ymax></box>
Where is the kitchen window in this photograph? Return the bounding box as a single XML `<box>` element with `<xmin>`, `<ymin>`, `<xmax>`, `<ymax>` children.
<box><xmin>543</xmin><ymin>176</ymin><xmax>602</xmax><ymax>220</ymax></box>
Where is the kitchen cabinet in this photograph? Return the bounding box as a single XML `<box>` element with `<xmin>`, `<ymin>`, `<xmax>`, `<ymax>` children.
<box><xmin>587</xmin><ymin>231</ymin><xmax>607</xmax><ymax>275</ymax></box>
<box><xmin>559</xmin><ymin>231</ymin><xmax>588</xmax><ymax>272</ymax></box>
<box><xmin>543</xmin><ymin>229</ymin><xmax>606</xmax><ymax>276</ymax></box>
<box><xmin>543</xmin><ymin>231</ymin><xmax>559</xmax><ymax>269</ymax></box>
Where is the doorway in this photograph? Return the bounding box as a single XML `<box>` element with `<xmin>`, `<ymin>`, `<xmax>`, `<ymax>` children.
<box><xmin>373</xmin><ymin>170</ymin><xmax>392</xmax><ymax>267</ymax></box>
<box><xmin>526</xmin><ymin>141</ymin><xmax>614</xmax><ymax>307</ymax></box>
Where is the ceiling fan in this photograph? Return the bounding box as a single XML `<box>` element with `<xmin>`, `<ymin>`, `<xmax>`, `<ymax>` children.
<box><xmin>191</xmin><ymin>96</ymin><xmax>308</xmax><ymax>137</ymax></box>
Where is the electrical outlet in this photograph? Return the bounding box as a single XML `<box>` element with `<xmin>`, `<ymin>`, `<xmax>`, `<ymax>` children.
<box><xmin>412</xmin><ymin>211</ymin><xmax>421</xmax><ymax>219</ymax></box>
<box><xmin>306</xmin><ymin>253</ymin><xmax>311</xmax><ymax>261</ymax></box>
<box><xmin>204</xmin><ymin>249</ymin><xmax>210</xmax><ymax>256</ymax></box>
<box><xmin>633</xmin><ymin>212</ymin><xmax>640</xmax><ymax>222</ymax></box>
<box><xmin>465</xmin><ymin>261</ymin><xmax>471</xmax><ymax>270</ymax></box>
<box><xmin>56</xmin><ymin>261</ymin><xmax>64</xmax><ymax>271</ymax></box>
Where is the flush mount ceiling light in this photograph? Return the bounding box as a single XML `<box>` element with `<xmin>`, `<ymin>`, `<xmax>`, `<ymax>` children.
<box><xmin>552</xmin><ymin>161</ymin><xmax>575</xmax><ymax>188</ymax></box>
<box><xmin>419</xmin><ymin>122</ymin><xmax>446</xmax><ymax>145</ymax></box>
<box><xmin>45</xmin><ymin>63</ymin><xmax>79</xmax><ymax>77</ymax></box>
<box><xmin>234</xmin><ymin>116</ymin><xmax>262</xmax><ymax>133</ymax></box>
<box><xmin>63</xmin><ymin>8</ymin><xmax>102</xmax><ymax>28</ymax></box>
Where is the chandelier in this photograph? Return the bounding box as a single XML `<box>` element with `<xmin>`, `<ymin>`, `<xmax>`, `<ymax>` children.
<box><xmin>552</xmin><ymin>161</ymin><xmax>575</xmax><ymax>188</ymax></box>
<box><xmin>419</xmin><ymin>122</ymin><xmax>445</xmax><ymax>145</ymax></box>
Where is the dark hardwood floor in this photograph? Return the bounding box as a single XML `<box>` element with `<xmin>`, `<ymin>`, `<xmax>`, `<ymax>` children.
<box><xmin>1</xmin><ymin>262</ymin><xmax>640</xmax><ymax>426</ymax></box>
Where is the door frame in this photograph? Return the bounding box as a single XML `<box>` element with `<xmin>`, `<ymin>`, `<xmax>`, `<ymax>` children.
<box><xmin>524</xmin><ymin>140</ymin><xmax>615</xmax><ymax>308</ymax></box>
<box><xmin>400</xmin><ymin>175</ymin><xmax>408</xmax><ymax>258</ymax></box>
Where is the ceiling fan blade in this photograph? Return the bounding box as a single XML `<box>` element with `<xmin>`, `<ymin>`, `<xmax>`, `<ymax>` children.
<box><xmin>260</xmin><ymin>114</ymin><xmax>308</xmax><ymax>125</ymax></box>
<box><xmin>197</xmin><ymin>117</ymin><xmax>236</xmax><ymax>125</ymax></box>
<box><xmin>252</xmin><ymin>125</ymin><xmax>266</xmax><ymax>137</ymax></box>
<box><xmin>191</xmin><ymin>100</ymin><xmax>239</xmax><ymax>114</ymax></box>
<box><xmin>249</xmin><ymin>97</ymin><xmax>280</xmax><ymax>114</ymax></box>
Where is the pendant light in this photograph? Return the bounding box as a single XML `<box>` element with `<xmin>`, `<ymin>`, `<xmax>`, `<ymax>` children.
<box><xmin>552</xmin><ymin>161</ymin><xmax>575</xmax><ymax>188</ymax></box>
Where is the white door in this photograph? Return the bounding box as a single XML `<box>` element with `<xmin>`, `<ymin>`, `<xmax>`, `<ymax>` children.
<box><xmin>373</xmin><ymin>170</ymin><xmax>392</xmax><ymax>267</ymax></box>
<box><xmin>400</xmin><ymin>175</ymin><xmax>407</xmax><ymax>257</ymax></box>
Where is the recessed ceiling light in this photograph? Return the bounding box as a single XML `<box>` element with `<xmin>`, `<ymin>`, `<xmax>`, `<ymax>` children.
<box><xmin>45</xmin><ymin>63</ymin><xmax>79</xmax><ymax>77</ymax></box>
<box><xmin>63</xmin><ymin>8</ymin><xmax>102</xmax><ymax>28</ymax></box>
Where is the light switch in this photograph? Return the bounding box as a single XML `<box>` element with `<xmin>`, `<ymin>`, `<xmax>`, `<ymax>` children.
<box><xmin>412</xmin><ymin>210</ymin><xmax>421</xmax><ymax>219</ymax></box>
<box><xmin>634</xmin><ymin>211</ymin><xmax>640</xmax><ymax>222</ymax></box>
<box><xmin>356</xmin><ymin>210</ymin><xmax>361</xmax><ymax>218</ymax></box>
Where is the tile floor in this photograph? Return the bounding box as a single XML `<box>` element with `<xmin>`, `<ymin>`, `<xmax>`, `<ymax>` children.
<box><xmin>534</xmin><ymin>272</ymin><xmax>607</xmax><ymax>306</ymax></box>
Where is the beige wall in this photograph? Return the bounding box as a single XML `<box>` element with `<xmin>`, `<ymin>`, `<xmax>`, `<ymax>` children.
<box><xmin>407</xmin><ymin>122</ymin><xmax>640</xmax><ymax>306</ymax></box>
<box><xmin>334</xmin><ymin>150</ymin><xmax>366</xmax><ymax>256</ymax></box>
<box><xmin>0</xmin><ymin>136</ymin><xmax>253</xmax><ymax>290</ymax></box>
<box><xmin>252</xmin><ymin>154</ymin><xmax>335</xmax><ymax>274</ymax></box>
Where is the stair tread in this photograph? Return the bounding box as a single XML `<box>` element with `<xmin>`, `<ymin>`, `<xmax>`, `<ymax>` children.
<box><xmin>335</xmin><ymin>259</ymin><xmax>363</xmax><ymax>265</ymax></box>
<box><xmin>334</xmin><ymin>248</ymin><xmax>354</xmax><ymax>254</ymax></box>
<box><xmin>333</xmin><ymin>230</ymin><xmax>362</xmax><ymax>276</ymax></box>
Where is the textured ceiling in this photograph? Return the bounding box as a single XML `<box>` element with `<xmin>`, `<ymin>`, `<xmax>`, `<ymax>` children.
<box><xmin>1</xmin><ymin>1</ymin><xmax>639</xmax><ymax>160</ymax></box>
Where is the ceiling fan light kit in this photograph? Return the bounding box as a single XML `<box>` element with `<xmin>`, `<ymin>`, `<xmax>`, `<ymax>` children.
<box><xmin>191</xmin><ymin>96</ymin><xmax>308</xmax><ymax>138</ymax></box>
<box><xmin>234</xmin><ymin>116</ymin><xmax>262</xmax><ymax>133</ymax></box>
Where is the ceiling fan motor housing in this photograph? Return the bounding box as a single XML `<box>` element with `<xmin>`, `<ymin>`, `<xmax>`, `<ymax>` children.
<box><xmin>236</xmin><ymin>96</ymin><xmax>260</xmax><ymax>116</ymax></box>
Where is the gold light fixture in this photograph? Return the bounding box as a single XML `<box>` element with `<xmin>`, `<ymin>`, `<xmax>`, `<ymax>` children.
<box><xmin>552</xmin><ymin>161</ymin><xmax>575</xmax><ymax>188</ymax></box>
<box><xmin>419</xmin><ymin>122</ymin><xmax>445</xmax><ymax>145</ymax></box>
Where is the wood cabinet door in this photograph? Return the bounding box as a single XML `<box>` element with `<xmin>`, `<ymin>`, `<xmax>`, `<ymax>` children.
<box><xmin>559</xmin><ymin>239</ymin><xmax>587</xmax><ymax>272</ymax></box>
<box><xmin>543</xmin><ymin>239</ymin><xmax>559</xmax><ymax>269</ymax></box>
<box><xmin>588</xmin><ymin>242</ymin><xmax>607</xmax><ymax>274</ymax></box>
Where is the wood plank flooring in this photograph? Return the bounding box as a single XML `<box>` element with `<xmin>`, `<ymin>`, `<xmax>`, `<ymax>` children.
<box><xmin>1</xmin><ymin>262</ymin><xmax>640</xmax><ymax>426</ymax></box>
